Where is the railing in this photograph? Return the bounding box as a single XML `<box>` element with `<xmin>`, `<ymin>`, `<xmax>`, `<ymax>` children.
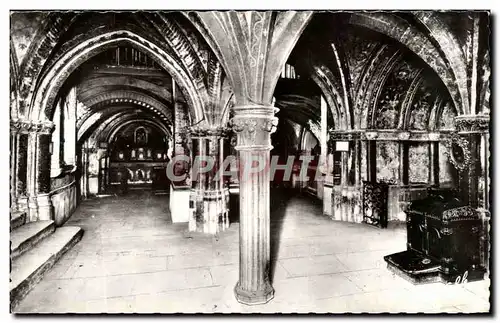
<box><xmin>100</xmin><ymin>46</ymin><xmax>161</xmax><ymax>69</ymax></box>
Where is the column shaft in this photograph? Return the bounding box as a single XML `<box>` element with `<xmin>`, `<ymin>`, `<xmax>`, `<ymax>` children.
<box><xmin>454</xmin><ymin>114</ymin><xmax>489</xmax><ymax>208</ymax></box>
<box><xmin>398</xmin><ymin>141</ymin><xmax>409</xmax><ymax>185</ymax></box>
<box><xmin>231</xmin><ymin>104</ymin><xmax>278</xmax><ymax>305</ymax></box>
<box><xmin>10</xmin><ymin>129</ymin><xmax>18</xmax><ymax>210</ymax></box>
<box><xmin>428</xmin><ymin>141</ymin><xmax>440</xmax><ymax>186</ymax></box>
<box><xmin>189</xmin><ymin>128</ymin><xmax>229</xmax><ymax>234</ymax></box>
<box><xmin>236</xmin><ymin>149</ymin><xmax>272</xmax><ymax>299</ymax></box>
<box><xmin>367</xmin><ymin>140</ymin><xmax>377</xmax><ymax>183</ymax></box>
<box><xmin>354</xmin><ymin>140</ymin><xmax>361</xmax><ymax>186</ymax></box>
<box><xmin>21</xmin><ymin>120</ymin><xmax>55</xmax><ymax>222</ymax></box>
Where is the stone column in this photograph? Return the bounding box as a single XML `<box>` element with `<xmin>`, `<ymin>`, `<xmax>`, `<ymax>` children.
<box><xmin>482</xmin><ymin>133</ymin><xmax>489</xmax><ymax>209</ymax></box>
<box><xmin>398</xmin><ymin>142</ymin><xmax>409</xmax><ymax>186</ymax></box>
<box><xmin>16</xmin><ymin>125</ymin><xmax>30</xmax><ymax>212</ymax></box>
<box><xmin>189</xmin><ymin>126</ymin><xmax>230</xmax><ymax>234</ymax></box>
<box><xmin>51</xmin><ymin>100</ymin><xmax>63</xmax><ymax>177</ymax></box>
<box><xmin>63</xmin><ymin>88</ymin><xmax>77</xmax><ymax>166</ymax></box>
<box><xmin>323</xmin><ymin>136</ymin><xmax>334</xmax><ymax>217</ymax></box>
<box><xmin>228</xmin><ymin>132</ymin><xmax>240</xmax><ymax>222</ymax></box>
<box><xmin>454</xmin><ymin>114</ymin><xmax>489</xmax><ymax>208</ymax></box>
<box><xmin>10</xmin><ymin>122</ymin><xmax>19</xmax><ymax>211</ymax></box>
<box><xmin>353</xmin><ymin>139</ymin><xmax>362</xmax><ymax>186</ymax></box>
<box><xmin>169</xmin><ymin>81</ymin><xmax>192</xmax><ymax>223</ymax></box>
<box><xmin>365</xmin><ymin>133</ymin><xmax>377</xmax><ymax>183</ymax></box>
<box><xmin>428</xmin><ymin>134</ymin><xmax>440</xmax><ymax>186</ymax></box>
<box><xmin>340</xmin><ymin>149</ymin><xmax>349</xmax><ymax>186</ymax></box>
<box><xmin>230</xmin><ymin>104</ymin><xmax>278</xmax><ymax>305</ymax></box>
<box><xmin>25</xmin><ymin>120</ymin><xmax>55</xmax><ymax>222</ymax></box>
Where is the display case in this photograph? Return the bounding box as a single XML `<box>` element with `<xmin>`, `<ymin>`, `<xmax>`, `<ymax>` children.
<box><xmin>384</xmin><ymin>188</ymin><xmax>486</xmax><ymax>284</ymax></box>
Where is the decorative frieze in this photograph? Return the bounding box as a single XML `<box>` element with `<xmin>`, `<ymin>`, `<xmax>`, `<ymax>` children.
<box><xmin>329</xmin><ymin>130</ymin><xmax>362</xmax><ymax>141</ymax></box>
<box><xmin>454</xmin><ymin>114</ymin><xmax>490</xmax><ymax>133</ymax></box>
<box><xmin>10</xmin><ymin>118</ymin><xmax>55</xmax><ymax>134</ymax></box>
<box><xmin>188</xmin><ymin>125</ymin><xmax>230</xmax><ymax>138</ymax></box>
<box><xmin>442</xmin><ymin>206</ymin><xmax>478</xmax><ymax>222</ymax></box>
<box><xmin>329</xmin><ymin>129</ymin><xmax>453</xmax><ymax>142</ymax></box>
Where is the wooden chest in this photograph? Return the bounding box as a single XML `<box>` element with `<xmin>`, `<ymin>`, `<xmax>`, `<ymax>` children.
<box><xmin>384</xmin><ymin>189</ymin><xmax>486</xmax><ymax>284</ymax></box>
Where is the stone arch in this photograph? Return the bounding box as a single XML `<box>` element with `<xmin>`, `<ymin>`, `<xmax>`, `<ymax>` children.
<box><xmin>205</xmin><ymin>52</ymin><xmax>224</xmax><ymax>126</ymax></box>
<box><xmin>77</xmin><ymin>90</ymin><xmax>172</xmax><ymax>128</ymax></box>
<box><xmin>10</xmin><ymin>40</ymin><xmax>20</xmax><ymax>118</ymax></box>
<box><xmin>78</xmin><ymin>76</ymin><xmax>173</xmax><ymax>104</ymax></box>
<box><xmin>349</xmin><ymin>12</ymin><xmax>466</xmax><ymax>115</ymax></box>
<box><xmin>185</xmin><ymin>11</ymin><xmax>313</xmax><ymax>105</ymax></box>
<box><xmin>77</xmin><ymin>105</ymin><xmax>171</xmax><ymax>143</ymax></box>
<box><xmin>398</xmin><ymin>70</ymin><xmax>424</xmax><ymax>130</ymax></box>
<box><xmin>412</xmin><ymin>12</ymin><xmax>469</xmax><ymax>110</ymax></box>
<box><xmin>299</xmin><ymin>126</ymin><xmax>320</xmax><ymax>152</ymax></box>
<box><xmin>310</xmin><ymin>67</ymin><xmax>348</xmax><ymax>131</ymax></box>
<box><xmin>219</xmin><ymin>90</ymin><xmax>234</xmax><ymax>128</ymax></box>
<box><xmin>18</xmin><ymin>12</ymin><xmax>78</xmax><ymax>109</ymax></box>
<box><xmin>429</xmin><ymin>97</ymin><xmax>458</xmax><ymax>131</ymax></box>
<box><xmin>105</xmin><ymin>118</ymin><xmax>171</xmax><ymax>145</ymax></box>
<box><xmin>366</xmin><ymin>50</ymin><xmax>403</xmax><ymax>129</ymax></box>
<box><xmin>27</xmin><ymin>30</ymin><xmax>204</xmax><ymax>123</ymax></box>
<box><xmin>81</xmin><ymin>110</ymin><xmax>171</xmax><ymax>148</ymax></box>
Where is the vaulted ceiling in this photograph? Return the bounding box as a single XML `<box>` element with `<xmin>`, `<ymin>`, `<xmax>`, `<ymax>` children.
<box><xmin>10</xmin><ymin>11</ymin><xmax>490</xmax><ymax>147</ymax></box>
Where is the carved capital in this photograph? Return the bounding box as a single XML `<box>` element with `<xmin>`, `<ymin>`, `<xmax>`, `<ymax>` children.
<box><xmin>11</xmin><ymin>119</ymin><xmax>54</xmax><ymax>135</ymax></box>
<box><xmin>188</xmin><ymin>125</ymin><xmax>230</xmax><ymax>138</ymax></box>
<box><xmin>454</xmin><ymin>114</ymin><xmax>490</xmax><ymax>132</ymax></box>
<box><xmin>229</xmin><ymin>105</ymin><xmax>279</xmax><ymax>150</ymax></box>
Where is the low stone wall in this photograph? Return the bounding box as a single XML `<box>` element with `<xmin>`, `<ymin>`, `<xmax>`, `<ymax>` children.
<box><xmin>324</xmin><ymin>183</ymin><xmax>440</xmax><ymax>224</ymax></box>
<box><xmin>50</xmin><ymin>170</ymin><xmax>78</xmax><ymax>226</ymax></box>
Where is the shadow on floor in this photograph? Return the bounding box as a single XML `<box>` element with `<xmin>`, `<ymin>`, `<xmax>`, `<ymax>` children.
<box><xmin>269</xmin><ymin>187</ymin><xmax>302</xmax><ymax>284</ymax></box>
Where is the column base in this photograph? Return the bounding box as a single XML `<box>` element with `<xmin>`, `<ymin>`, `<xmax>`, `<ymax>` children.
<box><xmin>189</xmin><ymin>188</ymin><xmax>230</xmax><ymax>235</ymax></box>
<box><xmin>234</xmin><ymin>281</ymin><xmax>275</xmax><ymax>306</ymax></box>
<box><xmin>170</xmin><ymin>186</ymin><xmax>191</xmax><ymax>223</ymax></box>
<box><xmin>27</xmin><ymin>197</ymin><xmax>39</xmax><ymax>222</ymax></box>
<box><xmin>17</xmin><ymin>196</ymin><xmax>29</xmax><ymax>212</ymax></box>
<box><xmin>323</xmin><ymin>176</ymin><xmax>333</xmax><ymax>217</ymax></box>
<box><xmin>37</xmin><ymin>194</ymin><xmax>53</xmax><ymax>221</ymax></box>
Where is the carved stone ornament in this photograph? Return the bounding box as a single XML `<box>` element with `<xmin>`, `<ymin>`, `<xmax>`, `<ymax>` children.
<box><xmin>364</xmin><ymin>130</ymin><xmax>378</xmax><ymax>140</ymax></box>
<box><xmin>329</xmin><ymin>130</ymin><xmax>361</xmax><ymax>141</ymax></box>
<box><xmin>443</xmin><ymin>132</ymin><xmax>472</xmax><ymax>172</ymax></box>
<box><xmin>454</xmin><ymin>114</ymin><xmax>490</xmax><ymax>132</ymax></box>
<box><xmin>188</xmin><ymin>125</ymin><xmax>229</xmax><ymax>138</ymax></box>
<box><xmin>428</xmin><ymin>132</ymin><xmax>440</xmax><ymax>141</ymax></box>
<box><xmin>229</xmin><ymin>105</ymin><xmax>279</xmax><ymax>150</ymax></box>
<box><xmin>11</xmin><ymin>118</ymin><xmax>55</xmax><ymax>134</ymax></box>
<box><xmin>397</xmin><ymin>131</ymin><xmax>411</xmax><ymax>141</ymax></box>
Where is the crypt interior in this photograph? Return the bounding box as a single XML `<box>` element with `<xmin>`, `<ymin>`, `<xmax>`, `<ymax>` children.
<box><xmin>9</xmin><ymin>11</ymin><xmax>491</xmax><ymax>313</ymax></box>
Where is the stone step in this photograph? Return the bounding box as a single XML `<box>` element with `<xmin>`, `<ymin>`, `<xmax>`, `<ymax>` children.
<box><xmin>10</xmin><ymin>226</ymin><xmax>84</xmax><ymax>312</ymax></box>
<box><xmin>10</xmin><ymin>211</ymin><xmax>27</xmax><ymax>231</ymax></box>
<box><xmin>10</xmin><ymin>221</ymin><xmax>56</xmax><ymax>260</ymax></box>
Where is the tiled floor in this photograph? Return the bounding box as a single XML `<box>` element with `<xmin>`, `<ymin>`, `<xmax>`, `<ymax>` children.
<box><xmin>14</xmin><ymin>190</ymin><xmax>490</xmax><ymax>313</ymax></box>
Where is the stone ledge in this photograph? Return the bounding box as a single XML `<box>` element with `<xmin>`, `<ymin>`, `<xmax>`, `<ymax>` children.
<box><xmin>10</xmin><ymin>226</ymin><xmax>84</xmax><ymax>312</ymax></box>
<box><xmin>10</xmin><ymin>221</ymin><xmax>55</xmax><ymax>260</ymax></box>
